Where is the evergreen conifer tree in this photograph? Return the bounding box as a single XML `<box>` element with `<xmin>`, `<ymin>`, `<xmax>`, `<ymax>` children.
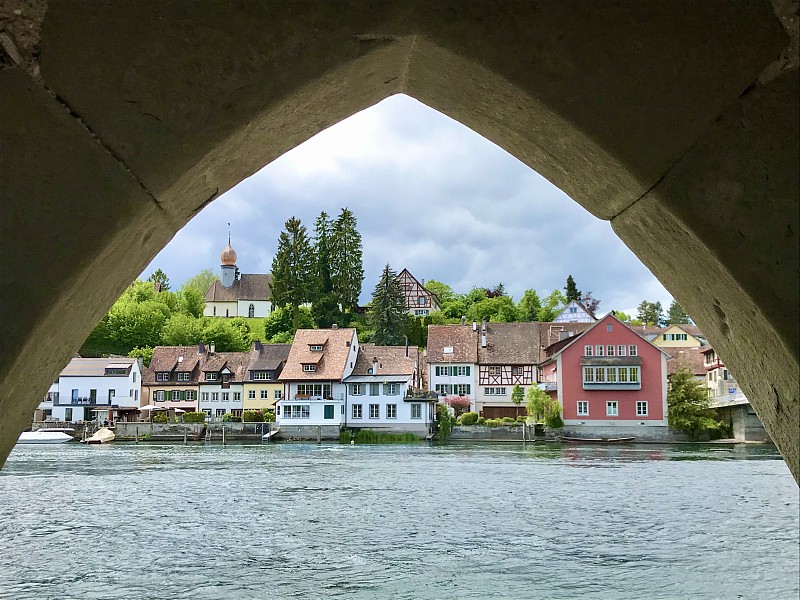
<box><xmin>311</xmin><ymin>211</ymin><xmax>342</xmax><ymax>327</ymax></box>
<box><xmin>270</xmin><ymin>217</ymin><xmax>315</xmax><ymax>309</ymax></box>
<box><xmin>666</xmin><ymin>300</ymin><xmax>691</xmax><ymax>325</ymax></box>
<box><xmin>370</xmin><ymin>264</ymin><xmax>407</xmax><ymax>345</ymax></box>
<box><xmin>330</xmin><ymin>208</ymin><xmax>364</xmax><ymax>311</ymax></box>
<box><xmin>564</xmin><ymin>275</ymin><xmax>581</xmax><ymax>302</ymax></box>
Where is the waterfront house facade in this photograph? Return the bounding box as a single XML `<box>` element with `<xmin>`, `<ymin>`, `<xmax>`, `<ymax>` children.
<box><xmin>540</xmin><ymin>314</ymin><xmax>669</xmax><ymax>433</ymax></box>
<box><xmin>198</xmin><ymin>348</ymin><xmax>249</xmax><ymax>420</ymax></box>
<box><xmin>242</xmin><ymin>341</ymin><xmax>290</xmax><ymax>412</ymax></box>
<box><xmin>397</xmin><ymin>268</ymin><xmax>440</xmax><ymax>317</ymax></box>
<box><xmin>427</xmin><ymin>324</ymin><xmax>478</xmax><ymax>410</ymax></box>
<box><xmin>342</xmin><ymin>344</ymin><xmax>434</xmax><ymax>434</ymax></box>
<box><xmin>37</xmin><ymin>357</ymin><xmax>142</xmax><ymax>423</ymax></box>
<box><xmin>276</xmin><ymin>327</ymin><xmax>359</xmax><ymax>427</ymax></box>
<box><xmin>143</xmin><ymin>345</ymin><xmax>202</xmax><ymax>411</ymax></box>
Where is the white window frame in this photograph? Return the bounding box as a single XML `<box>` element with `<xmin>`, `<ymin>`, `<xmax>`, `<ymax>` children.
<box><xmin>309</xmin><ymin>345</ymin><xmax>323</xmax><ymax>352</ymax></box>
<box><xmin>606</xmin><ymin>345</ymin><xmax>615</xmax><ymax>356</ymax></box>
<box><xmin>488</xmin><ymin>366</ymin><xmax>502</xmax><ymax>376</ymax></box>
<box><xmin>456</xmin><ymin>384</ymin><xmax>471</xmax><ymax>396</ymax></box>
<box><xmin>385</xmin><ymin>383</ymin><xmax>400</xmax><ymax>396</ymax></box>
<box><xmin>274</xmin><ymin>390</ymin><xmax>282</xmax><ymax>399</ymax></box>
<box><xmin>595</xmin><ymin>345</ymin><xmax>604</xmax><ymax>357</ymax></box>
<box><xmin>584</xmin><ymin>346</ymin><xmax>593</xmax><ymax>357</ymax></box>
<box><xmin>303</xmin><ymin>364</ymin><xmax>316</xmax><ymax>372</ymax></box>
<box><xmin>211</xmin><ymin>392</ymin><xmax>219</xmax><ymax>402</ymax></box>
<box><xmin>387</xmin><ymin>404</ymin><xmax>397</xmax><ymax>419</ymax></box>
<box><xmin>369</xmin><ymin>383</ymin><xmax>380</xmax><ymax>396</ymax></box>
<box><xmin>577</xmin><ymin>401</ymin><xmax>589</xmax><ymax>416</ymax></box>
<box><xmin>411</xmin><ymin>404</ymin><xmax>422</xmax><ymax>419</ymax></box>
<box><xmin>629</xmin><ymin>345</ymin><xmax>638</xmax><ymax>356</ymax></box>
<box><xmin>155</xmin><ymin>390</ymin><xmax>165</xmax><ymax>402</ymax></box>
<box><xmin>352</xmin><ymin>404</ymin><xmax>362</xmax><ymax>419</ymax></box>
<box><xmin>351</xmin><ymin>383</ymin><xmax>363</xmax><ymax>395</ymax></box>
<box><xmin>252</xmin><ymin>371</ymin><xmax>271</xmax><ymax>381</ymax></box>
<box><xmin>260</xmin><ymin>390</ymin><xmax>268</xmax><ymax>399</ymax></box>
<box><xmin>248</xmin><ymin>390</ymin><xmax>256</xmax><ymax>399</ymax></box>
<box><xmin>636</xmin><ymin>401</ymin><xmax>648</xmax><ymax>416</ymax></box>
<box><xmin>201</xmin><ymin>392</ymin><xmax>209</xmax><ymax>402</ymax></box>
<box><xmin>369</xmin><ymin>404</ymin><xmax>380</xmax><ymax>419</ymax></box>
<box><xmin>233</xmin><ymin>392</ymin><xmax>241</xmax><ymax>402</ymax></box>
<box><xmin>205</xmin><ymin>372</ymin><xmax>218</xmax><ymax>381</ymax></box>
<box><xmin>617</xmin><ymin>345</ymin><xmax>626</xmax><ymax>356</ymax></box>
<box><xmin>606</xmin><ymin>401</ymin><xmax>618</xmax><ymax>417</ymax></box>
<box><xmin>221</xmin><ymin>392</ymin><xmax>229</xmax><ymax>402</ymax></box>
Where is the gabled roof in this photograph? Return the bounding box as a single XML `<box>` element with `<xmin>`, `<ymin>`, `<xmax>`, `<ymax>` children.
<box><xmin>555</xmin><ymin>299</ymin><xmax>597</xmax><ymax>321</ymax></box>
<box><xmin>350</xmin><ymin>344</ymin><xmax>419</xmax><ymax>376</ymax></box>
<box><xmin>663</xmin><ymin>346</ymin><xmax>706</xmax><ymax>376</ymax></box>
<box><xmin>478</xmin><ymin>322</ymin><xmax>542</xmax><ymax>364</ymax></box>
<box><xmin>60</xmin><ymin>357</ymin><xmax>138</xmax><ymax>377</ymax></box>
<box><xmin>205</xmin><ymin>273</ymin><xmax>273</xmax><ymax>302</ymax></box>
<box><xmin>199</xmin><ymin>351</ymin><xmax>250</xmax><ymax>381</ymax></box>
<box><xmin>427</xmin><ymin>325</ymin><xmax>477</xmax><ymax>364</ymax></box>
<box><xmin>248</xmin><ymin>343</ymin><xmax>291</xmax><ymax>372</ymax></box>
<box><xmin>280</xmin><ymin>328</ymin><xmax>357</xmax><ymax>381</ymax></box>
<box><xmin>144</xmin><ymin>346</ymin><xmax>202</xmax><ymax>383</ymax></box>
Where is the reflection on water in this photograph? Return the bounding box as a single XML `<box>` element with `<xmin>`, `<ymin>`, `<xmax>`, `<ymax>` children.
<box><xmin>0</xmin><ymin>442</ymin><xmax>797</xmax><ymax>600</ymax></box>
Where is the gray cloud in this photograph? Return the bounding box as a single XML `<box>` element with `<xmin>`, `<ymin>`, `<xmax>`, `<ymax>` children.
<box><xmin>143</xmin><ymin>95</ymin><xmax>672</xmax><ymax>315</ymax></box>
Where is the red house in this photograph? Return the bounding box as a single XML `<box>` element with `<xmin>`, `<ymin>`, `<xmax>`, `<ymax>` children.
<box><xmin>540</xmin><ymin>314</ymin><xmax>668</xmax><ymax>435</ymax></box>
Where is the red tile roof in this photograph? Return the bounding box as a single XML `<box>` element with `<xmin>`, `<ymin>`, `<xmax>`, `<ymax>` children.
<box><xmin>280</xmin><ymin>328</ymin><xmax>357</xmax><ymax>381</ymax></box>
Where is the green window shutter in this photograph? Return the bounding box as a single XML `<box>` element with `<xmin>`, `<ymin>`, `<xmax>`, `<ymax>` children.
<box><xmin>180</xmin><ymin>391</ymin><xmax>186</xmax><ymax>401</ymax></box>
<box><xmin>466</xmin><ymin>385</ymin><xmax>471</xmax><ymax>394</ymax></box>
<box><xmin>466</xmin><ymin>366</ymin><xmax>470</xmax><ymax>376</ymax></box>
<box><xmin>323</xmin><ymin>404</ymin><xmax>334</xmax><ymax>419</ymax></box>
<box><xmin>165</xmin><ymin>390</ymin><xmax>172</xmax><ymax>401</ymax></box>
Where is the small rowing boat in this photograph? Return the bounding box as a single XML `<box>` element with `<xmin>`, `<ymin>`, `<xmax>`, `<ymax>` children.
<box><xmin>561</xmin><ymin>436</ymin><xmax>636</xmax><ymax>444</ymax></box>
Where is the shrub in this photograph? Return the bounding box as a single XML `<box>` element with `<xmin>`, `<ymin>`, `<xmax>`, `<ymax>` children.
<box><xmin>502</xmin><ymin>416</ymin><xmax>516</xmax><ymax>424</ymax></box>
<box><xmin>477</xmin><ymin>416</ymin><xmax>486</xmax><ymax>425</ymax></box>
<box><xmin>222</xmin><ymin>413</ymin><xmax>242</xmax><ymax>422</ymax></box>
<box><xmin>241</xmin><ymin>410</ymin><xmax>264</xmax><ymax>422</ymax></box>
<box><xmin>183</xmin><ymin>411</ymin><xmax>206</xmax><ymax>423</ymax></box>
<box><xmin>460</xmin><ymin>412</ymin><xmax>479</xmax><ymax>426</ymax></box>
<box><xmin>436</xmin><ymin>403</ymin><xmax>455</xmax><ymax>440</ymax></box>
<box><xmin>152</xmin><ymin>411</ymin><xmax>169</xmax><ymax>423</ymax></box>
<box><xmin>444</xmin><ymin>395</ymin><xmax>472</xmax><ymax>417</ymax></box>
<box><xmin>263</xmin><ymin>410</ymin><xmax>275</xmax><ymax>423</ymax></box>
<box><xmin>544</xmin><ymin>400</ymin><xmax>563</xmax><ymax>429</ymax></box>
<box><xmin>486</xmin><ymin>419</ymin><xmax>501</xmax><ymax>428</ymax></box>
<box><xmin>516</xmin><ymin>416</ymin><xmax>526</xmax><ymax>424</ymax></box>
<box><xmin>353</xmin><ymin>429</ymin><xmax>419</xmax><ymax>444</ymax></box>
<box><xmin>339</xmin><ymin>430</ymin><xmax>353</xmax><ymax>444</ymax></box>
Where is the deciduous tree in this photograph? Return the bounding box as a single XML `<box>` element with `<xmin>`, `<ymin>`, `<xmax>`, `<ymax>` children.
<box><xmin>511</xmin><ymin>384</ymin><xmax>524</xmax><ymax>417</ymax></box>
<box><xmin>668</xmin><ymin>366</ymin><xmax>723</xmax><ymax>439</ymax></box>
<box><xmin>181</xmin><ymin>269</ymin><xmax>218</xmax><ymax>297</ymax></box>
<box><xmin>518</xmin><ymin>289</ymin><xmax>542</xmax><ymax>322</ymax></box>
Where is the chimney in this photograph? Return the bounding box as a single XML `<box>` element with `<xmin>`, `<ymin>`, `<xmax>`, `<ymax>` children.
<box><xmin>252</xmin><ymin>340</ymin><xmax>262</xmax><ymax>351</ymax></box>
<box><xmin>472</xmin><ymin>320</ymin><xmax>477</xmax><ymax>331</ymax></box>
<box><xmin>372</xmin><ymin>357</ymin><xmax>378</xmax><ymax>374</ymax></box>
<box><xmin>481</xmin><ymin>320</ymin><xmax>487</xmax><ymax>333</ymax></box>
<box><xmin>481</xmin><ymin>333</ymin><xmax>487</xmax><ymax>348</ymax></box>
<box><xmin>210</xmin><ymin>342</ymin><xmax>216</xmax><ymax>354</ymax></box>
<box><xmin>198</xmin><ymin>341</ymin><xmax>206</xmax><ymax>354</ymax></box>
<box><xmin>332</xmin><ymin>323</ymin><xmax>338</xmax><ymax>329</ymax></box>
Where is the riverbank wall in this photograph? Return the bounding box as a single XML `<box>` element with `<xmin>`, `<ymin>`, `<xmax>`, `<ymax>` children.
<box><xmin>114</xmin><ymin>421</ymin><xmax>273</xmax><ymax>441</ymax></box>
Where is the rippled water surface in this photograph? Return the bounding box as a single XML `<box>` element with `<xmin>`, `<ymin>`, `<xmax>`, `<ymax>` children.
<box><xmin>0</xmin><ymin>442</ymin><xmax>797</xmax><ymax>600</ymax></box>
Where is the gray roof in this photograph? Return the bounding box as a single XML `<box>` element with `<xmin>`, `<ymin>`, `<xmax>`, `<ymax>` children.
<box><xmin>61</xmin><ymin>357</ymin><xmax>137</xmax><ymax>377</ymax></box>
<box><xmin>248</xmin><ymin>343</ymin><xmax>291</xmax><ymax>372</ymax></box>
<box><xmin>343</xmin><ymin>374</ymin><xmax>411</xmax><ymax>383</ymax></box>
<box><xmin>205</xmin><ymin>273</ymin><xmax>273</xmax><ymax>302</ymax></box>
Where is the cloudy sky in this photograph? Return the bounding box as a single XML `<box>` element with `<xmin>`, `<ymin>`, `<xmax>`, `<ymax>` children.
<box><xmin>142</xmin><ymin>94</ymin><xmax>672</xmax><ymax>316</ymax></box>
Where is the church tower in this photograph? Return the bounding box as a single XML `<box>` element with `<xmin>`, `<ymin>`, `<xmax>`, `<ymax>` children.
<box><xmin>220</xmin><ymin>231</ymin><xmax>238</xmax><ymax>288</ymax></box>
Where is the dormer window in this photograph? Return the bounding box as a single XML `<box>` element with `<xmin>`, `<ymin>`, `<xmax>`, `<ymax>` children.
<box><xmin>205</xmin><ymin>372</ymin><xmax>218</xmax><ymax>381</ymax></box>
<box><xmin>177</xmin><ymin>372</ymin><xmax>191</xmax><ymax>382</ymax></box>
<box><xmin>303</xmin><ymin>364</ymin><xmax>316</xmax><ymax>372</ymax></box>
<box><xmin>156</xmin><ymin>372</ymin><xmax>170</xmax><ymax>382</ymax></box>
<box><xmin>443</xmin><ymin>346</ymin><xmax>453</xmax><ymax>354</ymax></box>
<box><xmin>252</xmin><ymin>371</ymin><xmax>271</xmax><ymax>380</ymax></box>
<box><xmin>309</xmin><ymin>345</ymin><xmax>323</xmax><ymax>352</ymax></box>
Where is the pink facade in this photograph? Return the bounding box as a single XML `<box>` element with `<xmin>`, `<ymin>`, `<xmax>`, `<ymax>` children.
<box><xmin>551</xmin><ymin>314</ymin><xmax>667</xmax><ymax>423</ymax></box>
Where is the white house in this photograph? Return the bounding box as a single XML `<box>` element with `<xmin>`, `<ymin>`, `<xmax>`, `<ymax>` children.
<box><xmin>342</xmin><ymin>344</ymin><xmax>434</xmax><ymax>434</ymax></box>
<box><xmin>276</xmin><ymin>327</ymin><xmax>359</xmax><ymax>428</ymax></box>
<box><xmin>553</xmin><ymin>300</ymin><xmax>597</xmax><ymax>323</ymax></box>
<box><xmin>197</xmin><ymin>348</ymin><xmax>249</xmax><ymax>420</ymax></box>
<box><xmin>427</xmin><ymin>324</ymin><xmax>478</xmax><ymax>410</ymax></box>
<box><xmin>36</xmin><ymin>357</ymin><xmax>142</xmax><ymax>423</ymax></box>
<box><xmin>204</xmin><ymin>237</ymin><xmax>273</xmax><ymax>318</ymax></box>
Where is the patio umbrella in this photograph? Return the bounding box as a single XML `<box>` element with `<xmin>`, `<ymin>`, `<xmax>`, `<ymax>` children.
<box><xmin>137</xmin><ymin>404</ymin><xmax>167</xmax><ymax>411</ymax></box>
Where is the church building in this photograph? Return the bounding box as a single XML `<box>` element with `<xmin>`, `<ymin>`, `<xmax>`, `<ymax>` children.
<box><xmin>204</xmin><ymin>238</ymin><xmax>273</xmax><ymax>318</ymax></box>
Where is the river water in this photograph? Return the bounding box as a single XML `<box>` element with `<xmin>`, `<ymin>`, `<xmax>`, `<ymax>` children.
<box><xmin>0</xmin><ymin>442</ymin><xmax>797</xmax><ymax>600</ymax></box>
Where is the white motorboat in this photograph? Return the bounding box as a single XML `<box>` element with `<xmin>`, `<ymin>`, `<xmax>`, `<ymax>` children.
<box><xmin>17</xmin><ymin>429</ymin><xmax>75</xmax><ymax>444</ymax></box>
<box><xmin>83</xmin><ymin>427</ymin><xmax>115</xmax><ymax>444</ymax></box>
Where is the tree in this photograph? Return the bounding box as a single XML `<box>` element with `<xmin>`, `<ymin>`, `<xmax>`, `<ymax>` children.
<box><xmin>666</xmin><ymin>299</ymin><xmax>691</xmax><ymax>325</ymax></box>
<box><xmin>580</xmin><ymin>291</ymin><xmax>601</xmax><ymax>315</ymax></box>
<box><xmin>467</xmin><ymin>296</ymin><xmax>520</xmax><ymax>323</ymax></box>
<box><xmin>537</xmin><ymin>290</ymin><xmax>566</xmax><ymax>321</ymax></box>
<box><xmin>637</xmin><ymin>300</ymin><xmax>664</xmax><ymax>326</ymax></box>
<box><xmin>444</xmin><ymin>395</ymin><xmax>471</xmax><ymax>417</ymax></box>
<box><xmin>161</xmin><ymin>313</ymin><xmax>204</xmax><ymax>346</ymax></box>
<box><xmin>370</xmin><ymin>264</ymin><xmax>408</xmax><ymax>345</ymax></box>
<box><xmin>181</xmin><ymin>269</ymin><xmax>218</xmax><ymax>297</ymax></box>
<box><xmin>511</xmin><ymin>384</ymin><xmax>524</xmax><ymax>417</ymax></box>
<box><xmin>148</xmin><ymin>268</ymin><xmax>171</xmax><ymax>291</ymax></box>
<box><xmin>201</xmin><ymin>319</ymin><xmax>249</xmax><ymax>352</ymax></box>
<box><xmin>668</xmin><ymin>366</ymin><xmax>723</xmax><ymax>439</ymax></box>
<box><xmin>525</xmin><ymin>385</ymin><xmax>550</xmax><ymax>423</ymax></box>
<box><xmin>330</xmin><ymin>208</ymin><xmax>364</xmax><ymax>311</ymax></box>
<box><xmin>177</xmin><ymin>287</ymin><xmax>205</xmax><ymax>318</ymax></box>
<box><xmin>311</xmin><ymin>211</ymin><xmax>343</xmax><ymax>327</ymax></box>
<box><xmin>518</xmin><ymin>289</ymin><xmax>542</xmax><ymax>321</ymax></box>
<box><xmin>264</xmin><ymin>305</ymin><xmax>314</xmax><ymax>342</ymax></box>
<box><xmin>564</xmin><ymin>275</ymin><xmax>581</xmax><ymax>302</ymax></box>
<box><xmin>270</xmin><ymin>217</ymin><xmax>315</xmax><ymax>309</ymax></box>
<box><xmin>613</xmin><ymin>310</ymin><xmax>633</xmax><ymax>323</ymax></box>
<box><xmin>106</xmin><ymin>298</ymin><xmax>170</xmax><ymax>350</ymax></box>
<box><xmin>128</xmin><ymin>346</ymin><xmax>154</xmax><ymax>367</ymax></box>
<box><xmin>424</xmin><ymin>280</ymin><xmax>455</xmax><ymax>305</ymax></box>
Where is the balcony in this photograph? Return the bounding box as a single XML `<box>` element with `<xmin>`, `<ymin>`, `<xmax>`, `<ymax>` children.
<box><xmin>70</xmin><ymin>397</ymin><xmax>111</xmax><ymax>406</ymax></box>
<box><xmin>292</xmin><ymin>394</ymin><xmax>344</xmax><ymax>402</ymax></box>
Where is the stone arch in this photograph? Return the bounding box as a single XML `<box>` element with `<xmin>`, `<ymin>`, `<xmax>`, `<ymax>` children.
<box><xmin>0</xmin><ymin>2</ymin><xmax>797</xmax><ymax>479</ymax></box>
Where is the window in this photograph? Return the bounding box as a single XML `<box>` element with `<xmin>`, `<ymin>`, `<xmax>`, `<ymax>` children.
<box><xmin>583</xmin><ymin>367</ymin><xmax>594</xmax><ymax>383</ymax></box>
<box><xmin>177</xmin><ymin>372</ymin><xmax>191</xmax><ymax>382</ymax></box>
<box><xmin>577</xmin><ymin>401</ymin><xmax>589</xmax><ymax>416</ymax></box>
<box><xmin>414</xmin><ymin>309</ymin><xmax>428</xmax><ymax>316</ymax></box>
<box><xmin>723</xmin><ymin>369</ymin><xmax>729</xmax><ymax>381</ymax></box>
<box><xmin>456</xmin><ymin>366</ymin><xmax>470</xmax><ymax>376</ymax></box>
<box><xmin>108</xmin><ymin>389</ymin><xmax>115</xmax><ymax>403</ymax></box>
<box><xmin>248</xmin><ymin>304</ymin><xmax>255</xmax><ymax>318</ymax></box>
<box><xmin>252</xmin><ymin>371</ymin><xmax>271</xmax><ymax>380</ymax></box>
<box><xmin>155</xmin><ymin>390</ymin><xmax>165</xmax><ymax>402</ymax></box>
<box><xmin>384</xmin><ymin>383</ymin><xmax>400</xmax><ymax>396</ymax></box>
<box><xmin>485</xmin><ymin>387</ymin><xmax>507</xmax><ymax>396</ymax></box>
<box><xmin>606</xmin><ymin>368</ymin><xmax>617</xmax><ymax>383</ymax></box>
<box><xmin>606</xmin><ymin>401</ymin><xmax>618</xmax><ymax>416</ymax></box>
<box><xmin>283</xmin><ymin>405</ymin><xmax>310</xmax><ymax>419</ymax></box>
<box><xmin>584</xmin><ymin>346</ymin><xmax>593</xmax><ymax>357</ymax></box>
<box><xmin>629</xmin><ymin>367</ymin><xmax>639</xmax><ymax>383</ymax></box>
<box><xmin>387</xmin><ymin>404</ymin><xmax>397</xmax><ymax>419</ymax></box>
<box><xmin>435</xmin><ymin>365</ymin><xmax>470</xmax><ymax>377</ymax></box>
<box><xmin>211</xmin><ymin>392</ymin><xmax>219</xmax><ymax>402</ymax></box>
<box><xmin>233</xmin><ymin>392</ymin><xmax>241</xmax><ymax>402</ymax></box>
<box><xmin>488</xmin><ymin>366</ymin><xmax>502</xmax><ymax>376</ymax></box>
<box><xmin>274</xmin><ymin>390</ymin><xmax>282</xmax><ymax>399</ymax></box>
<box><xmin>607</xmin><ymin>324</ymin><xmax>613</xmax><ymax>332</ymax></box>
<box><xmin>417</xmin><ymin>296</ymin><xmax>427</xmax><ymax>306</ymax></box>
<box><xmin>260</xmin><ymin>390</ymin><xmax>269</xmax><ymax>399</ymax></box>
<box><xmin>324</xmin><ymin>404</ymin><xmax>334</xmax><ymax>419</ymax></box>
<box><xmin>186</xmin><ymin>391</ymin><xmax>195</xmax><ymax>401</ymax></box>
<box><xmin>606</xmin><ymin>345</ymin><xmax>615</xmax><ymax>356</ymax></box>
<box><xmin>64</xmin><ymin>408</ymin><xmax>72</xmax><ymax>421</ymax></box>
<box><xmin>303</xmin><ymin>364</ymin><xmax>316</xmax><ymax>372</ymax></box>
<box><xmin>213</xmin><ymin>306</ymin><xmax>216</xmax><ymax>316</ymax></box>
<box><xmin>369</xmin><ymin>404</ymin><xmax>380</xmax><ymax>419</ymax></box>
<box><xmin>456</xmin><ymin>384</ymin><xmax>471</xmax><ymax>396</ymax></box>
<box><xmin>310</xmin><ymin>345</ymin><xmax>323</xmax><ymax>352</ymax></box>
<box><xmin>595</xmin><ymin>368</ymin><xmax>605</xmax><ymax>383</ymax></box>
<box><xmin>512</xmin><ymin>366</ymin><xmax>524</xmax><ymax>376</ymax></box>
<box><xmin>205</xmin><ymin>372</ymin><xmax>218</xmax><ymax>381</ymax></box>
<box><xmin>595</xmin><ymin>345</ymin><xmax>604</xmax><ymax>357</ymax></box>
<box><xmin>352</xmin><ymin>404</ymin><xmax>362</xmax><ymax>419</ymax></box>
<box><xmin>435</xmin><ymin>384</ymin><xmax>452</xmax><ymax>395</ymax></box>
<box><xmin>133</xmin><ymin>372</ymin><xmax>137</xmax><ymax>382</ymax></box>
<box><xmin>617</xmin><ymin>345</ymin><xmax>626</xmax><ymax>356</ymax></box>
<box><xmin>248</xmin><ymin>390</ymin><xmax>256</xmax><ymax>399</ymax></box>
<box><xmin>629</xmin><ymin>345</ymin><xmax>638</xmax><ymax>356</ymax></box>
<box><xmin>201</xmin><ymin>392</ymin><xmax>209</xmax><ymax>402</ymax></box>
<box><xmin>618</xmin><ymin>368</ymin><xmax>628</xmax><ymax>383</ymax></box>
<box><xmin>216</xmin><ymin>409</ymin><xmax>226</xmax><ymax>417</ymax></box>
<box><xmin>411</xmin><ymin>404</ymin><xmax>422</xmax><ymax>419</ymax></box>
<box><xmin>443</xmin><ymin>346</ymin><xmax>453</xmax><ymax>354</ymax></box>
<box><xmin>569</xmin><ymin>306</ymin><xmax>578</xmax><ymax>313</ymax></box>
<box><xmin>296</xmin><ymin>383</ymin><xmax>331</xmax><ymax>397</ymax></box>
<box><xmin>156</xmin><ymin>372</ymin><xmax>170</xmax><ymax>382</ymax></box>
<box><xmin>369</xmin><ymin>383</ymin><xmax>380</xmax><ymax>396</ymax></box>
<box><xmin>677</xmin><ymin>333</ymin><xmax>687</xmax><ymax>341</ymax></box>
<box><xmin>351</xmin><ymin>383</ymin><xmax>363</xmax><ymax>395</ymax></box>
<box><xmin>636</xmin><ymin>401</ymin><xmax>648</xmax><ymax>416</ymax></box>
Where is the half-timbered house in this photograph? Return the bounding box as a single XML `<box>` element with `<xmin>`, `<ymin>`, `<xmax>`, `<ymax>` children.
<box><xmin>396</xmin><ymin>268</ymin><xmax>440</xmax><ymax>317</ymax></box>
